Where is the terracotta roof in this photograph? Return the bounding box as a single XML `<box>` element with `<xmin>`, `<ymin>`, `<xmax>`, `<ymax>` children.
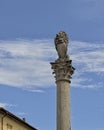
<box><xmin>0</xmin><ymin>107</ymin><xmax>37</xmax><ymax>130</ymax></box>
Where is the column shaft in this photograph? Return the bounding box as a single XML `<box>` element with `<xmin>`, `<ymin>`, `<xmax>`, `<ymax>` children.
<box><xmin>57</xmin><ymin>80</ymin><xmax>71</xmax><ymax>130</ymax></box>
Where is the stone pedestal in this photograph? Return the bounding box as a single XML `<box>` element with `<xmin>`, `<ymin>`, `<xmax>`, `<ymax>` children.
<box><xmin>51</xmin><ymin>59</ymin><xmax>75</xmax><ymax>130</ymax></box>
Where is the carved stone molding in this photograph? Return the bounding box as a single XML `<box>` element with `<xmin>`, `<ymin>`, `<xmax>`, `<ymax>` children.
<box><xmin>50</xmin><ymin>58</ymin><xmax>75</xmax><ymax>83</ymax></box>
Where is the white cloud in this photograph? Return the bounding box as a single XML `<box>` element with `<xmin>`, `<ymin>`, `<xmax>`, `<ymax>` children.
<box><xmin>0</xmin><ymin>40</ymin><xmax>55</xmax><ymax>90</ymax></box>
<box><xmin>0</xmin><ymin>39</ymin><xmax>104</xmax><ymax>90</ymax></box>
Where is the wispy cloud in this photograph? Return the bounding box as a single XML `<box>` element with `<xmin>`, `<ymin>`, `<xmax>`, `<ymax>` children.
<box><xmin>70</xmin><ymin>41</ymin><xmax>104</xmax><ymax>88</ymax></box>
<box><xmin>0</xmin><ymin>39</ymin><xmax>104</xmax><ymax>90</ymax></box>
<box><xmin>15</xmin><ymin>112</ymin><xmax>27</xmax><ymax>117</ymax></box>
<box><xmin>0</xmin><ymin>102</ymin><xmax>27</xmax><ymax>118</ymax></box>
<box><xmin>0</xmin><ymin>102</ymin><xmax>15</xmax><ymax>108</ymax></box>
<box><xmin>0</xmin><ymin>39</ymin><xmax>55</xmax><ymax>91</ymax></box>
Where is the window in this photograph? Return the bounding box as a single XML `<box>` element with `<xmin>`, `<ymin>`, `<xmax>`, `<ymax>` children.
<box><xmin>7</xmin><ymin>124</ymin><xmax>13</xmax><ymax>130</ymax></box>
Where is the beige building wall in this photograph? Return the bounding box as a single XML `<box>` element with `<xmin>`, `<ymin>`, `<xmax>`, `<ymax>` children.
<box><xmin>0</xmin><ymin>113</ymin><xmax>2</xmax><ymax>129</ymax></box>
<box><xmin>0</xmin><ymin>113</ymin><xmax>34</xmax><ymax>130</ymax></box>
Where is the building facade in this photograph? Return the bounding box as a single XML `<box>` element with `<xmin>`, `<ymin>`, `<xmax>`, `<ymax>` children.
<box><xmin>0</xmin><ymin>107</ymin><xmax>37</xmax><ymax>130</ymax></box>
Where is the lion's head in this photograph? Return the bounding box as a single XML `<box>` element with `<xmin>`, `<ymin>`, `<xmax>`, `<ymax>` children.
<box><xmin>54</xmin><ymin>31</ymin><xmax>69</xmax><ymax>45</ymax></box>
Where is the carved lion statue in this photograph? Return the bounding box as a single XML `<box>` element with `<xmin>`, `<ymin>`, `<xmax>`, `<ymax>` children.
<box><xmin>54</xmin><ymin>31</ymin><xmax>69</xmax><ymax>60</ymax></box>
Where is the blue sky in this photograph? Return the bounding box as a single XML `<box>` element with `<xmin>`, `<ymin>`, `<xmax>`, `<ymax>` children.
<box><xmin>0</xmin><ymin>0</ymin><xmax>104</xmax><ymax>130</ymax></box>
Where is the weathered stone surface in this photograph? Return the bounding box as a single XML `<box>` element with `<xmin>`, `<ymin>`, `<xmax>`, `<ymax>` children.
<box><xmin>51</xmin><ymin>59</ymin><xmax>75</xmax><ymax>83</ymax></box>
<box><xmin>54</xmin><ymin>31</ymin><xmax>69</xmax><ymax>61</ymax></box>
<box><xmin>57</xmin><ymin>81</ymin><xmax>71</xmax><ymax>130</ymax></box>
<box><xmin>50</xmin><ymin>31</ymin><xmax>75</xmax><ymax>130</ymax></box>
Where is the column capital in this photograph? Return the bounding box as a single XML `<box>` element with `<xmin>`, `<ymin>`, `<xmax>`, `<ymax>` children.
<box><xmin>50</xmin><ymin>58</ymin><xmax>75</xmax><ymax>83</ymax></box>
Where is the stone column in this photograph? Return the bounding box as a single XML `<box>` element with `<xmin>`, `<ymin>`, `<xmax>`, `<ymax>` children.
<box><xmin>50</xmin><ymin>31</ymin><xmax>75</xmax><ymax>130</ymax></box>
